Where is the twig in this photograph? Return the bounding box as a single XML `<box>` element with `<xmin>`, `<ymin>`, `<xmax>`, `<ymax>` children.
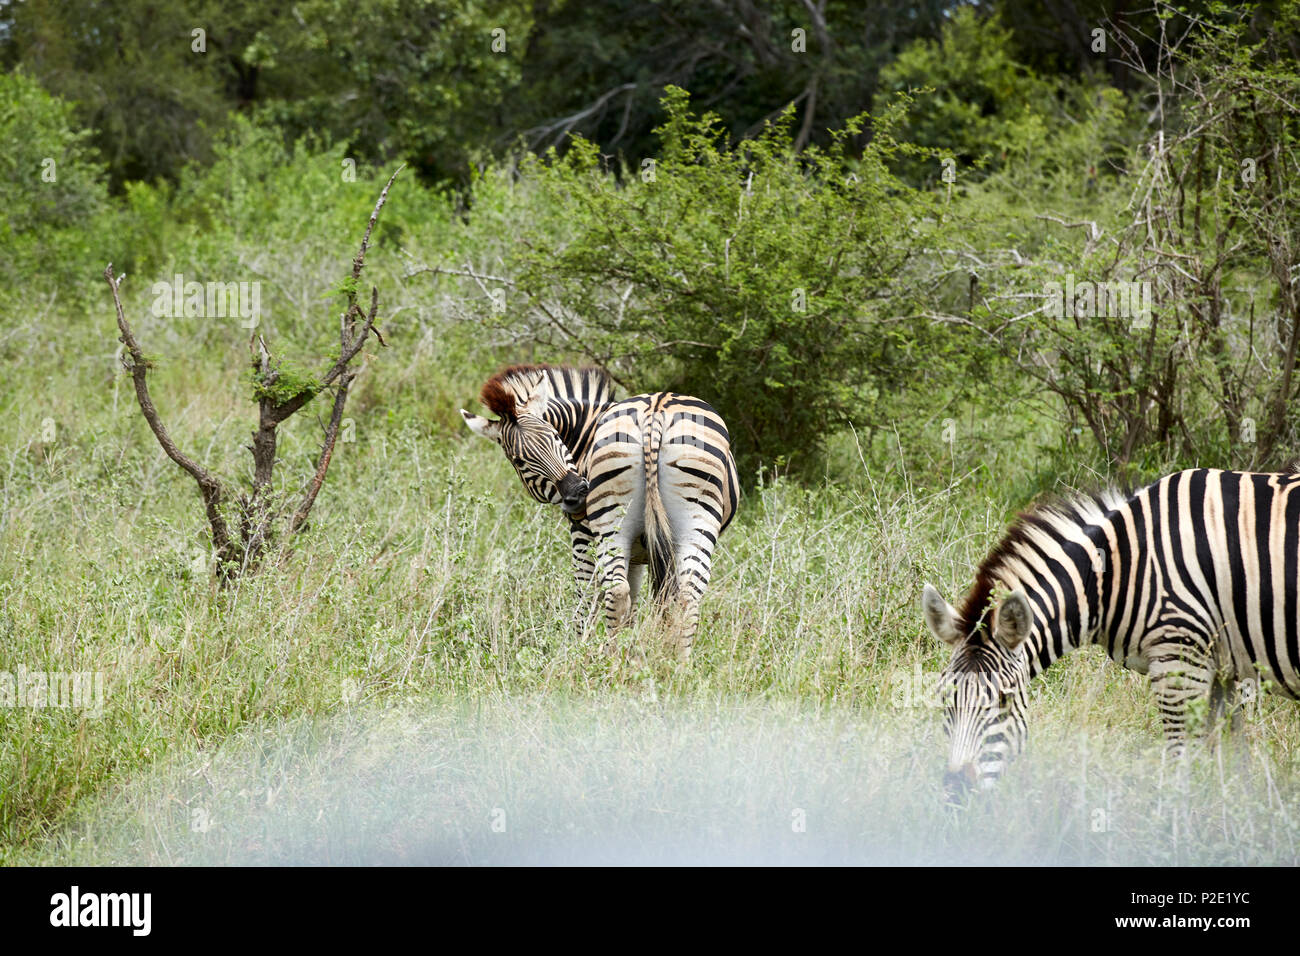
<box><xmin>104</xmin><ymin>264</ymin><xmax>236</xmax><ymax>568</ymax></box>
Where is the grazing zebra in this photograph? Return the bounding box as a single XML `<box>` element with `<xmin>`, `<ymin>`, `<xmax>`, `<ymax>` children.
<box><xmin>461</xmin><ymin>364</ymin><xmax>740</xmax><ymax>658</ymax></box>
<box><xmin>922</xmin><ymin>468</ymin><xmax>1300</xmax><ymax>796</ymax></box>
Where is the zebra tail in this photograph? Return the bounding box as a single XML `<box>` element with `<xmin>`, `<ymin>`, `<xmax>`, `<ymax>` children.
<box><xmin>644</xmin><ymin>403</ymin><xmax>676</xmax><ymax>598</ymax></box>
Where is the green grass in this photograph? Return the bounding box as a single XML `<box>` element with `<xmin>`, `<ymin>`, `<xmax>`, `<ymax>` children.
<box><xmin>3</xmin><ymin>162</ymin><xmax>1299</xmax><ymax>866</ymax></box>
<box><xmin>4</xmin><ymin>379</ymin><xmax>1300</xmax><ymax>862</ymax></box>
<box><xmin>12</xmin><ymin>696</ymin><xmax>1300</xmax><ymax>866</ymax></box>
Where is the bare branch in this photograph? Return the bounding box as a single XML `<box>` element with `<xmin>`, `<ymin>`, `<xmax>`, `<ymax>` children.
<box><xmin>104</xmin><ymin>264</ymin><xmax>236</xmax><ymax>567</ymax></box>
<box><xmin>287</xmin><ymin>375</ymin><xmax>353</xmax><ymax>537</ymax></box>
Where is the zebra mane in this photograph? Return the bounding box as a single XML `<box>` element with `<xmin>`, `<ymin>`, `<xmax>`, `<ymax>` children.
<box><xmin>957</xmin><ymin>487</ymin><xmax>1127</xmax><ymax>637</ymax></box>
<box><xmin>479</xmin><ymin>364</ymin><xmax>615</xmax><ymax>420</ymax></box>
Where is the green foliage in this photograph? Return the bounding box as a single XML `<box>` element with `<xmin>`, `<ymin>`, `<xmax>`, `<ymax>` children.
<box><xmin>2</xmin><ymin>0</ymin><xmax>232</xmax><ymax>187</ymax></box>
<box><xmin>249</xmin><ymin>361</ymin><xmax>322</xmax><ymax>407</ymax></box>
<box><xmin>874</xmin><ymin>8</ymin><xmax>1058</xmax><ymax>184</ymax></box>
<box><xmin>0</xmin><ymin>71</ymin><xmax>107</xmax><ymax>232</ymax></box>
<box><xmin>515</xmin><ymin>88</ymin><xmax>958</xmax><ymax>480</ymax></box>
<box><xmin>234</xmin><ymin>0</ymin><xmax>536</xmax><ymax>185</ymax></box>
<box><xmin>3</xmin><ymin>0</ymin><xmax>533</xmax><ymax>188</ymax></box>
<box><xmin>0</xmin><ymin>71</ymin><xmax>109</xmax><ymax>293</ymax></box>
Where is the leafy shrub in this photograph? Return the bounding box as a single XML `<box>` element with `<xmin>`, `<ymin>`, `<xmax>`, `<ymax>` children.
<box><xmin>0</xmin><ymin>71</ymin><xmax>109</xmax><ymax>294</ymax></box>
<box><xmin>873</xmin><ymin>8</ymin><xmax>1058</xmax><ymax>185</ymax></box>
<box><xmin>513</xmin><ymin>87</ymin><xmax>958</xmax><ymax>480</ymax></box>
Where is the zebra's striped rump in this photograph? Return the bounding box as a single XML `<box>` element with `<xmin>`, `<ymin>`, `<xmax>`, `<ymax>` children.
<box><xmin>462</xmin><ymin>364</ymin><xmax>740</xmax><ymax>659</ymax></box>
<box><xmin>923</xmin><ymin>468</ymin><xmax>1300</xmax><ymax>794</ymax></box>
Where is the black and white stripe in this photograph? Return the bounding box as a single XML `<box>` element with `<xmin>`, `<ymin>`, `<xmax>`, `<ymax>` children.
<box><xmin>923</xmin><ymin>468</ymin><xmax>1300</xmax><ymax>793</ymax></box>
<box><xmin>462</xmin><ymin>364</ymin><xmax>740</xmax><ymax>657</ymax></box>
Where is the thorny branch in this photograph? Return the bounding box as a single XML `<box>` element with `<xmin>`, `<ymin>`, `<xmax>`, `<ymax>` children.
<box><xmin>105</xmin><ymin>164</ymin><xmax>405</xmax><ymax>581</ymax></box>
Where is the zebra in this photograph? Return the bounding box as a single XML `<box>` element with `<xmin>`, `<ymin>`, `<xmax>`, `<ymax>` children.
<box><xmin>921</xmin><ymin>468</ymin><xmax>1300</xmax><ymax>796</ymax></box>
<box><xmin>460</xmin><ymin>364</ymin><xmax>740</xmax><ymax>658</ymax></box>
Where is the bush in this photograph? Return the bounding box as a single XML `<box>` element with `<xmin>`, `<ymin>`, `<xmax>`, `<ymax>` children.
<box><xmin>873</xmin><ymin>8</ymin><xmax>1058</xmax><ymax>185</ymax></box>
<box><xmin>512</xmin><ymin>88</ymin><xmax>961</xmax><ymax>481</ymax></box>
<box><xmin>0</xmin><ymin>71</ymin><xmax>109</xmax><ymax>294</ymax></box>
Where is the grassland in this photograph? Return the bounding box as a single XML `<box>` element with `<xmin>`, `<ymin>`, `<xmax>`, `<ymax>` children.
<box><xmin>3</xmin><ymin>162</ymin><xmax>1299</xmax><ymax>866</ymax></box>
<box><xmin>5</xmin><ymin>364</ymin><xmax>1300</xmax><ymax>863</ymax></box>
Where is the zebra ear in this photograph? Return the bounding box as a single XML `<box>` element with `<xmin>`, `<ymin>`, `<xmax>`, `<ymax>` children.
<box><xmin>993</xmin><ymin>590</ymin><xmax>1032</xmax><ymax>652</ymax></box>
<box><xmin>922</xmin><ymin>584</ymin><xmax>963</xmax><ymax>646</ymax></box>
<box><xmin>461</xmin><ymin>409</ymin><xmax>502</xmax><ymax>443</ymax></box>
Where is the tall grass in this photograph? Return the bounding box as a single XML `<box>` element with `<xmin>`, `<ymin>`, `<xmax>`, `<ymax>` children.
<box><xmin>3</xmin><ymin>149</ymin><xmax>1298</xmax><ymax>865</ymax></box>
<box><xmin>5</xmin><ymin>402</ymin><xmax>1299</xmax><ymax>861</ymax></box>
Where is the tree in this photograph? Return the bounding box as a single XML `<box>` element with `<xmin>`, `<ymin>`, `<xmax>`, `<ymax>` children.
<box><xmin>508</xmin><ymin>88</ymin><xmax>949</xmax><ymax>480</ymax></box>
<box><xmin>952</xmin><ymin>1</ymin><xmax>1300</xmax><ymax>471</ymax></box>
<box><xmin>2</xmin><ymin>0</ymin><xmax>533</xmax><ymax>188</ymax></box>
<box><xmin>103</xmin><ymin>168</ymin><xmax>404</xmax><ymax>581</ymax></box>
<box><xmin>0</xmin><ymin>71</ymin><xmax>109</xmax><ymax>289</ymax></box>
<box><xmin>873</xmin><ymin>8</ymin><xmax>1059</xmax><ymax>185</ymax></box>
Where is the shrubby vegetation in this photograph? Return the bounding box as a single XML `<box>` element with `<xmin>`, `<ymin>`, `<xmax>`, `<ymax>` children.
<box><xmin>512</xmin><ymin>89</ymin><xmax>956</xmax><ymax>477</ymax></box>
<box><xmin>3</xmin><ymin>2</ymin><xmax>1300</xmax><ymax>861</ymax></box>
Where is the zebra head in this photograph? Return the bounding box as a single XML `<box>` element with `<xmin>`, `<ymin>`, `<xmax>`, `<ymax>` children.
<box><xmin>461</xmin><ymin>386</ymin><xmax>589</xmax><ymax>515</ymax></box>
<box><xmin>922</xmin><ymin>583</ymin><xmax>1033</xmax><ymax>799</ymax></box>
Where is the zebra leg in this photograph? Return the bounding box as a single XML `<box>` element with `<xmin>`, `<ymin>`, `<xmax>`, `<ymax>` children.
<box><xmin>569</xmin><ymin>522</ymin><xmax>599</xmax><ymax>640</ymax></box>
<box><xmin>667</xmin><ymin>537</ymin><xmax>715</xmax><ymax>661</ymax></box>
<box><xmin>1209</xmin><ymin>677</ymin><xmax>1247</xmax><ymax>764</ymax></box>
<box><xmin>595</xmin><ymin>534</ymin><xmax>633</xmax><ymax>636</ymax></box>
<box><xmin>627</xmin><ymin>563</ymin><xmax>646</xmax><ymax>618</ymax></box>
<box><xmin>1148</xmin><ymin>643</ymin><xmax>1214</xmax><ymax>758</ymax></box>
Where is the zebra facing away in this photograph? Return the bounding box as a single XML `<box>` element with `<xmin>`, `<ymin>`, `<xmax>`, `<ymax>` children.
<box><xmin>461</xmin><ymin>364</ymin><xmax>740</xmax><ymax>658</ymax></box>
<box><xmin>922</xmin><ymin>468</ymin><xmax>1300</xmax><ymax>796</ymax></box>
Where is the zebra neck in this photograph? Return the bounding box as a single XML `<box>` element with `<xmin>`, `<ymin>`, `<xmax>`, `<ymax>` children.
<box><xmin>1025</xmin><ymin>592</ymin><xmax>1096</xmax><ymax>679</ymax></box>
<box><xmin>543</xmin><ymin>398</ymin><xmax>611</xmax><ymax>466</ymax></box>
<box><xmin>997</xmin><ymin>521</ymin><xmax>1112</xmax><ymax>680</ymax></box>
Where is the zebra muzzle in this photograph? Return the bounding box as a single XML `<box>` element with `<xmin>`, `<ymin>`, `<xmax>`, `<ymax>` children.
<box><xmin>942</xmin><ymin>762</ymin><xmax>979</xmax><ymax>799</ymax></box>
<box><xmin>558</xmin><ymin>472</ymin><xmax>589</xmax><ymax>515</ymax></box>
